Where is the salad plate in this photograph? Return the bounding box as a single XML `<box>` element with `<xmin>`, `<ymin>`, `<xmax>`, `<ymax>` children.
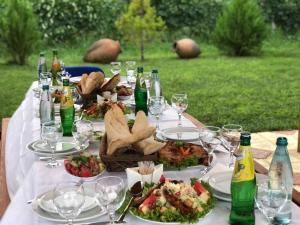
<box><xmin>32</xmin><ymin>183</ymin><xmax>105</xmax><ymax>223</ymax></box>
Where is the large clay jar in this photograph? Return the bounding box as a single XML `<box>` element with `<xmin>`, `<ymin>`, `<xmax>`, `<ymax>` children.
<box><xmin>173</xmin><ymin>38</ymin><xmax>201</xmax><ymax>59</ymax></box>
<box><xmin>83</xmin><ymin>39</ymin><xmax>121</xmax><ymax>64</ymax></box>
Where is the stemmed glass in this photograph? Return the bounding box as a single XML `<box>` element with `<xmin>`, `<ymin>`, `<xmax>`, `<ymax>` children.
<box><xmin>126</xmin><ymin>61</ymin><xmax>136</xmax><ymax>89</ymax></box>
<box><xmin>221</xmin><ymin>124</ymin><xmax>243</xmax><ymax>168</ymax></box>
<box><xmin>72</xmin><ymin>120</ymin><xmax>93</xmax><ymax>151</ymax></box>
<box><xmin>95</xmin><ymin>176</ymin><xmax>125</xmax><ymax>224</ymax></box>
<box><xmin>255</xmin><ymin>179</ymin><xmax>288</xmax><ymax>224</ymax></box>
<box><xmin>148</xmin><ymin>96</ymin><xmax>165</xmax><ymax>132</ymax></box>
<box><xmin>110</xmin><ymin>62</ymin><xmax>121</xmax><ymax>76</ymax></box>
<box><xmin>53</xmin><ymin>182</ymin><xmax>85</xmax><ymax>225</ymax></box>
<box><xmin>142</xmin><ymin>72</ymin><xmax>152</xmax><ymax>99</ymax></box>
<box><xmin>199</xmin><ymin>126</ymin><xmax>221</xmax><ymax>175</ymax></box>
<box><xmin>42</xmin><ymin>121</ymin><xmax>63</xmax><ymax>167</ymax></box>
<box><xmin>171</xmin><ymin>93</ymin><xmax>188</xmax><ymax>126</ymax></box>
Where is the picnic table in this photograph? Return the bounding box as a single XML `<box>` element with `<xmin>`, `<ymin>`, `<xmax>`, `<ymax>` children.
<box><xmin>1</xmin><ymin>81</ymin><xmax>300</xmax><ymax>225</ymax></box>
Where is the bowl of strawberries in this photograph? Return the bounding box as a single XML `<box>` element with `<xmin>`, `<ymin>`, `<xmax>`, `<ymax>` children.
<box><xmin>64</xmin><ymin>152</ymin><xmax>105</xmax><ymax>181</ymax></box>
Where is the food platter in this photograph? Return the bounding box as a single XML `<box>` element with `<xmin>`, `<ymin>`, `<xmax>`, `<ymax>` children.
<box><xmin>32</xmin><ymin>183</ymin><xmax>105</xmax><ymax>223</ymax></box>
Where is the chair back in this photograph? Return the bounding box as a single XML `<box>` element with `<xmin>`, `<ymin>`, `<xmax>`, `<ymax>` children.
<box><xmin>65</xmin><ymin>66</ymin><xmax>104</xmax><ymax>77</ymax></box>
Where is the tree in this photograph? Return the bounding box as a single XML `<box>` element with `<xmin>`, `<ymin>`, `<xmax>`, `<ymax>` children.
<box><xmin>116</xmin><ymin>0</ymin><xmax>165</xmax><ymax>61</ymax></box>
<box><xmin>214</xmin><ymin>0</ymin><xmax>267</xmax><ymax>56</ymax></box>
<box><xmin>0</xmin><ymin>0</ymin><xmax>40</xmax><ymax>65</ymax></box>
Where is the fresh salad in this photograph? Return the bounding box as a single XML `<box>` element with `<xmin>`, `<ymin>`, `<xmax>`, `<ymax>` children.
<box><xmin>130</xmin><ymin>176</ymin><xmax>214</xmax><ymax>224</ymax></box>
<box><xmin>64</xmin><ymin>152</ymin><xmax>105</xmax><ymax>177</ymax></box>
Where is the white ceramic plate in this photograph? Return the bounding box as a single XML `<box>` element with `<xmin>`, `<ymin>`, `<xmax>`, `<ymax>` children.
<box><xmin>32</xmin><ymin>140</ymin><xmax>75</xmax><ymax>153</ymax></box>
<box><xmin>161</xmin><ymin>127</ymin><xmax>200</xmax><ymax>142</ymax></box>
<box><xmin>32</xmin><ymin>184</ymin><xmax>105</xmax><ymax>223</ymax></box>
<box><xmin>209</xmin><ymin>172</ymin><xmax>267</xmax><ymax>196</ymax></box>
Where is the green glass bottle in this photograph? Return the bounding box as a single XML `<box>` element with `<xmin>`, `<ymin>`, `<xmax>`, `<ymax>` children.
<box><xmin>51</xmin><ymin>49</ymin><xmax>61</xmax><ymax>86</ymax></box>
<box><xmin>134</xmin><ymin>67</ymin><xmax>148</xmax><ymax>115</ymax></box>
<box><xmin>60</xmin><ymin>78</ymin><xmax>74</xmax><ymax>136</ymax></box>
<box><xmin>230</xmin><ymin>132</ymin><xmax>256</xmax><ymax>225</ymax></box>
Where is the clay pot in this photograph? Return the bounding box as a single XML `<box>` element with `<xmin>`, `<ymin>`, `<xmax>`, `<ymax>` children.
<box><xmin>83</xmin><ymin>39</ymin><xmax>121</xmax><ymax>64</ymax></box>
<box><xmin>173</xmin><ymin>38</ymin><xmax>201</xmax><ymax>59</ymax></box>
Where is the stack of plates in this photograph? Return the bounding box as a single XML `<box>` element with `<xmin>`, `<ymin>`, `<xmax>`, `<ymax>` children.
<box><xmin>156</xmin><ymin>127</ymin><xmax>200</xmax><ymax>142</ymax></box>
<box><xmin>208</xmin><ymin>172</ymin><xmax>267</xmax><ymax>202</ymax></box>
<box><xmin>27</xmin><ymin>137</ymin><xmax>88</xmax><ymax>156</ymax></box>
<box><xmin>32</xmin><ymin>183</ymin><xmax>105</xmax><ymax>223</ymax></box>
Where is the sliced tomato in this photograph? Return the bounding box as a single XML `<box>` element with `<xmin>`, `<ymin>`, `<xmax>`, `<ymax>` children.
<box><xmin>159</xmin><ymin>175</ymin><xmax>166</xmax><ymax>183</ymax></box>
<box><xmin>194</xmin><ymin>181</ymin><xmax>207</xmax><ymax>195</ymax></box>
<box><xmin>80</xmin><ymin>165</ymin><xmax>92</xmax><ymax>177</ymax></box>
<box><xmin>143</xmin><ymin>193</ymin><xmax>156</xmax><ymax>206</ymax></box>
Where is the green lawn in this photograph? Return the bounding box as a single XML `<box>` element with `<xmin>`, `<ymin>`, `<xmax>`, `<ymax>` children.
<box><xmin>0</xmin><ymin>39</ymin><xmax>299</xmax><ymax>132</ymax></box>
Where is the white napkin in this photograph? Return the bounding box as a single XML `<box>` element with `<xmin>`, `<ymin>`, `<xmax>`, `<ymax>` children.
<box><xmin>202</xmin><ymin>163</ymin><xmax>233</xmax><ymax>182</ymax></box>
<box><xmin>126</xmin><ymin>164</ymin><xmax>163</xmax><ymax>189</ymax></box>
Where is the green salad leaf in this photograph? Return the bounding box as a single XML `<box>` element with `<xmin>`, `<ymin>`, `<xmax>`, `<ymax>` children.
<box><xmin>159</xmin><ymin>155</ymin><xmax>199</xmax><ymax>170</ymax></box>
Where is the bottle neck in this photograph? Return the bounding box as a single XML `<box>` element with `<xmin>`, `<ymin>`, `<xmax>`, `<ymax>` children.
<box><xmin>275</xmin><ymin>145</ymin><xmax>288</xmax><ymax>156</ymax></box>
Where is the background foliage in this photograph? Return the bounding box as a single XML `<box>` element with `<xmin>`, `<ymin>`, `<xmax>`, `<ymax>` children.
<box><xmin>152</xmin><ymin>0</ymin><xmax>224</xmax><ymax>40</ymax></box>
<box><xmin>214</xmin><ymin>0</ymin><xmax>267</xmax><ymax>56</ymax></box>
<box><xmin>261</xmin><ymin>0</ymin><xmax>300</xmax><ymax>34</ymax></box>
<box><xmin>32</xmin><ymin>0</ymin><xmax>126</xmax><ymax>44</ymax></box>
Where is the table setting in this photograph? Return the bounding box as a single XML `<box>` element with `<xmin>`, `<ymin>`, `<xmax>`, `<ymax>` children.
<box><xmin>1</xmin><ymin>61</ymin><xmax>300</xmax><ymax>225</ymax></box>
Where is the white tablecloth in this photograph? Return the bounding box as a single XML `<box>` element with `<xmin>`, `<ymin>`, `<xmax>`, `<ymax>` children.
<box><xmin>2</xmin><ymin>82</ymin><xmax>300</xmax><ymax>225</ymax></box>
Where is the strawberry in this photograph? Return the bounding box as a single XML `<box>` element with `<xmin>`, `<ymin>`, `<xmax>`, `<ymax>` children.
<box><xmin>143</xmin><ymin>193</ymin><xmax>156</xmax><ymax>206</ymax></box>
<box><xmin>159</xmin><ymin>175</ymin><xmax>166</xmax><ymax>183</ymax></box>
<box><xmin>193</xmin><ymin>181</ymin><xmax>207</xmax><ymax>195</ymax></box>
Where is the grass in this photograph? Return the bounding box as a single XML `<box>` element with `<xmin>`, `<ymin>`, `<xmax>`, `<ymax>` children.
<box><xmin>0</xmin><ymin>38</ymin><xmax>299</xmax><ymax>132</ymax></box>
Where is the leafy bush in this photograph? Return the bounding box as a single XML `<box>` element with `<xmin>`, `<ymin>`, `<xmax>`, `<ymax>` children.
<box><xmin>151</xmin><ymin>0</ymin><xmax>224</xmax><ymax>40</ymax></box>
<box><xmin>260</xmin><ymin>0</ymin><xmax>300</xmax><ymax>34</ymax></box>
<box><xmin>214</xmin><ymin>0</ymin><xmax>267</xmax><ymax>56</ymax></box>
<box><xmin>32</xmin><ymin>0</ymin><xmax>126</xmax><ymax>44</ymax></box>
<box><xmin>0</xmin><ymin>0</ymin><xmax>40</xmax><ymax>65</ymax></box>
<box><xmin>116</xmin><ymin>0</ymin><xmax>165</xmax><ymax>60</ymax></box>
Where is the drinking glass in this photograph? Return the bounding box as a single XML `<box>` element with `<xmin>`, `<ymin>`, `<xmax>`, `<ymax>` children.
<box><xmin>143</xmin><ymin>72</ymin><xmax>152</xmax><ymax>99</ymax></box>
<box><xmin>95</xmin><ymin>176</ymin><xmax>125</xmax><ymax>224</ymax></box>
<box><xmin>126</xmin><ymin>61</ymin><xmax>136</xmax><ymax>88</ymax></box>
<box><xmin>110</xmin><ymin>62</ymin><xmax>121</xmax><ymax>76</ymax></box>
<box><xmin>71</xmin><ymin>87</ymin><xmax>79</xmax><ymax>104</ymax></box>
<box><xmin>53</xmin><ymin>182</ymin><xmax>85</xmax><ymax>225</ymax></box>
<box><xmin>148</xmin><ymin>96</ymin><xmax>165</xmax><ymax>131</ymax></box>
<box><xmin>72</xmin><ymin>120</ymin><xmax>93</xmax><ymax>150</ymax></box>
<box><xmin>255</xmin><ymin>179</ymin><xmax>288</xmax><ymax>224</ymax></box>
<box><xmin>42</xmin><ymin>121</ymin><xmax>63</xmax><ymax>167</ymax></box>
<box><xmin>199</xmin><ymin>126</ymin><xmax>221</xmax><ymax>170</ymax></box>
<box><xmin>171</xmin><ymin>93</ymin><xmax>188</xmax><ymax>126</ymax></box>
<box><xmin>221</xmin><ymin>124</ymin><xmax>243</xmax><ymax>168</ymax></box>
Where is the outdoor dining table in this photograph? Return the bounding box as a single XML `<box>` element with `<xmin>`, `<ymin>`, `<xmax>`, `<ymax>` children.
<box><xmin>1</xmin><ymin>81</ymin><xmax>300</xmax><ymax>225</ymax></box>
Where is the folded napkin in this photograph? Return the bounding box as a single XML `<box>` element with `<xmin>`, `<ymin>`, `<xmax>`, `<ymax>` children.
<box><xmin>252</xmin><ymin>148</ymin><xmax>272</xmax><ymax>159</ymax></box>
<box><xmin>201</xmin><ymin>163</ymin><xmax>233</xmax><ymax>182</ymax></box>
<box><xmin>126</xmin><ymin>164</ymin><xmax>163</xmax><ymax>189</ymax></box>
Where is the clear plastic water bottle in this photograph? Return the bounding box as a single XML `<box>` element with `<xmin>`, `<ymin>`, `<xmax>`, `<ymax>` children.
<box><xmin>37</xmin><ymin>52</ymin><xmax>47</xmax><ymax>84</ymax></box>
<box><xmin>39</xmin><ymin>84</ymin><xmax>54</xmax><ymax>125</ymax></box>
<box><xmin>268</xmin><ymin>137</ymin><xmax>293</xmax><ymax>224</ymax></box>
<box><xmin>151</xmin><ymin>69</ymin><xmax>162</xmax><ymax>97</ymax></box>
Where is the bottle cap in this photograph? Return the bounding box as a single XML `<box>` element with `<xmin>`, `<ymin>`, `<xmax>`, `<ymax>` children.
<box><xmin>240</xmin><ymin>132</ymin><xmax>251</xmax><ymax>145</ymax></box>
<box><xmin>276</xmin><ymin>137</ymin><xmax>288</xmax><ymax>146</ymax></box>
<box><xmin>137</xmin><ymin>67</ymin><xmax>143</xmax><ymax>73</ymax></box>
<box><xmin>42</xmin><ymin>84</ymin><xmax>49</xmax><ymax>90</ymax></box>
<box><xmin>39</xmin><ymin>52</ymin><xmax>45</xmax><ymax>57</ymax></box>
<box><xmin>152</xmin><ymin>68</ymin><xmax>158</xmax><ymax>73</ymax></box>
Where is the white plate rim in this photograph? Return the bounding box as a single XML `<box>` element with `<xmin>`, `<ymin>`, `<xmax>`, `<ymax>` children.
<box><xmin>31</xmin><ymin>140</ymin><xmax>76</xmax><ymax>153</ymax></box>
<box><xmin>161</xmin><ymin>127</ymin><xmax>200</xmax><ymax>141</ymax></box>
<box><xmin>208</xmin><ymin>171</ymin><xmax>232</xmax><ymax>195</ymax></box>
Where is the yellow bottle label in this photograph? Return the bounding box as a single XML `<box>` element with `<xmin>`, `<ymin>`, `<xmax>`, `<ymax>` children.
<box><xmin>60</xmin><ymin>87</ymin><xmax>74</xmax><ymax>108</ymax></box>
<box><xmin>232</xmin><ymin>146</ymin><xmax>255</xmax><ymax>182</ymax></box>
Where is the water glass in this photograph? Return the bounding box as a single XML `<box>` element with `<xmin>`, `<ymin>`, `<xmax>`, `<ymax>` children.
<box><xmin>221</xmin><ymin>124</ymin><xmax>243</xmax><ymax>168</ymax></box>
<box><xmin>171</xmin><ymin>93</ymin><xmax>188</xmax><ymax>126</ymax></box>
<box><xmin>53</xmin><ymin>182</ymin><xmax>85</xmax><ymax>225</ymax></box>
<box><xmin>72</xmin><ymin>120</ymin><xmax>93</xmax><ymax>150</ymax></box>
<box><xmin>110</xmin><ymin>62</ymin><xmax>121</xmax><ymax>76</ymax></box>
<box><xmin>95</xmin><ymin>176</ymin><xmax>125</xmax><ymax>224</ymax></box>
<box><xmin>42</xmin><ymin>121</ymin><xmax>63</xmax><ymax>168</ymax></box>
<box><xmin>255</xmin><ymin>179</ymin><xmax>288</xmax><ymax>224</ymax></box>
<box><xmin>148</xmin><ymin>96</ymin><xmax>165</xmax><ymax>131</ymax></box>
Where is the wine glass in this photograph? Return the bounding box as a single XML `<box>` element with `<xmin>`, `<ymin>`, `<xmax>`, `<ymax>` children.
<box><xmin>143</xmin><ymin>72</ymin><xmax>152</xmax><ymax>99</ymax></box>
<box><xmin>199</xmin><ymin>126</ymin><xmax>221</xmax><ymax>172</ymax></box>
<box><xmin>110</xmin><ymin>62</ymin><xmax>121</xmax><ymax>76</ymax></box>
<box><xmin>126</xmin><ymin>61</ymin><xmax>136</xmax><ymax>89</ymax></box>
<box><xmin>171</xmin><ymin>93</ymin><xmax>188</xmax><ymax>126</ymax></box>
<box><xmin>148</xmin><ymin>96</ymin><xmax>165</xmax><ymax>132</ymax></box>
<box><xmin>72</xmin><ymin>120</ymin><xmax>93</xmax><ymax>151</ymax></box>
<box><xmin>53</xmin><ymin>182</ymin><xmax>85</xmax><ymax>225</ymax></box>
<box><xmin>221</xmin><ymin>124</ymin><xmax>243</xmax><ymax>168</ymax></box>
<box><xmin>42</xmin><ymin>121</ymin><xmax>63</xmax><ymax>167</ymax></box>
<box><xmin>255</xmin><ymin>179</ymin><xmax>288</xmax><ymax>224</ymax></box>
<box><xmin>95</xmin><ymin>176</ymin><xmax>125</xmax><ymax>224</ymax></box>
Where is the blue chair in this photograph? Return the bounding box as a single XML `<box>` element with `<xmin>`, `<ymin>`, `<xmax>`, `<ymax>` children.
<box><xmin>65</xmin><ymin>66</ymin><xmax>105</xmax><ymax>77</ymax></box>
